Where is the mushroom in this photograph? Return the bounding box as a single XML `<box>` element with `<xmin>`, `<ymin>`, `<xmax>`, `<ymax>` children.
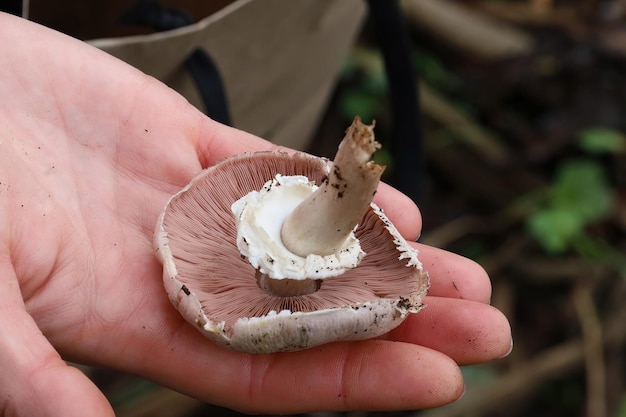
<box><xmin>154</xmin><ymin>117</ymin><xmax>429</xmax><ymax>353</ymax></box>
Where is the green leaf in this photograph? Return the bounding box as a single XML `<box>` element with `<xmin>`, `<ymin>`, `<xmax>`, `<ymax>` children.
<box><xmin>527</xmin><ymin>208</ymin><xmax>584</xmax><ymax>253</ymax></box>
<box><xmin>526</xmin><ymin>159</ymin><xmax>615</xmax><ymax>254</ymax></box>
<box><xmin>578</xmin><ymin>127</ymin><xmax>626</xmax><ymax>154</ymax></box>
<box><xmin>550</xmin><ymin>160</ymin><xmax>613</xmax><ymax>223</ymax></box>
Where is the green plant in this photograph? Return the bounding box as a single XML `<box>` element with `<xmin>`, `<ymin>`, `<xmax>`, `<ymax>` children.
<box><xmin>524</xmin><ymin>127</ymin><xmax>626</xmax><ymax>275</ymax></box>
<box><xmin>526</xmin><ymin>159</ymin><xmax>613</xmax><ymax>254</ymax></box>
<box><xmin>525</xmin><ymin>126</ymin><xmax>626</xmax><ymax>256</ymax></box>
<box><xmin>577</xmin><ymin>127</ymin><xmax>626</xmax><ymax>155</ymax></box>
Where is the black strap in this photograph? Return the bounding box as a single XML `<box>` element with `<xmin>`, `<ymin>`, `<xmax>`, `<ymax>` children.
<box><xmin>0</xmin><ymin>0</ymin><xmax>23</xmax><ymax>15</ymax></box>
<box><xmin>121</xmin><ymin>0</ymin><xmax>231</xmax><ymax>126</ymax></box>
<box><xmin>184</xmin><ymin>49</ymin><xmax>231</xmax><ymax>126</ymax></box>
<box><xmin>367</xmin><ymin>0</ymin><xmax>424</xmax><ymax>204</ymax></box>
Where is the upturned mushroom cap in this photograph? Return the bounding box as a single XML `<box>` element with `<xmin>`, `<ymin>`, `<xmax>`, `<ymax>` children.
<box><xmin>154</xmin><ymin>151</ymin><xmax>429</xmax><ymax>354</ymax></box>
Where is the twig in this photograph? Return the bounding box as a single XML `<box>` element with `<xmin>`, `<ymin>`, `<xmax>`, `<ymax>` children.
<box><xmin>510</xmin><ymin>257</ymin><xmax>610</xmax><ymax>284</ymax></box>
<box><xmin>476</xmin><ymin>2</ymin><xmax>589</xmax><ymax>38</ymax></box>
<box><xmin>419</xmin><ymin>215</ymin><xmax>483</xmax><ymax>248</ymax></box>
<box><xmin>420</xmin><ymin>82</ymin><xmax>510</xmax><ymax>166</ymax></box>
<box><xmin>573</xmin><ymin>282</ymin><xmax>607</xmax><ymax>417</ymax></box>
<box><xmin>401</xmin><ymin>0</ymin><xmax>534</xmax><ymax>59</ymax></box>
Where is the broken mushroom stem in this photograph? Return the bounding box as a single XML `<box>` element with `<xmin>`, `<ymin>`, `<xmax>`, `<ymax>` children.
<box><xmin>280</xmin><ymin>117</ymin><xmax>384</xmax><ymax>258</ymax></box>
<box><xmin>231</xmin><ymin>117</ymin><xmax>385</xmax><ymax>298</ymax></box>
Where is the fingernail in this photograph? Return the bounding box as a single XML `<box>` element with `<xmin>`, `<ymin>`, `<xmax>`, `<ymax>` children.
<box><xmin>457</xmin><ymin>383</ymin><xmax>467</xmax><ymax>401</ymax></box>
<box><xmin>498</xmin><ymin>338</ymin><xmax>514</xmax><ymax>359</ymax></box>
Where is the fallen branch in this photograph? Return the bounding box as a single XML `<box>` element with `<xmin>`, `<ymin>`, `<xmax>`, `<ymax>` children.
<box><xmin>420</xmin><ymin>82</ymin><xmax>511</xmax><ymax>166</ymax></box>
<box><xmin>573</xmin><ymin>282</ymin><xmax>607</xmax><ymax>417</ymax></box>
<box><xmin>401</xmin><ymin>0</ymin><xmax>534</xmax><ymax>59</ymax></box>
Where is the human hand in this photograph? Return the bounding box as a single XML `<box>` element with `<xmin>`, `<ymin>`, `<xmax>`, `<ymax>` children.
<box><xmin>0</xmin><ymin>13</ymin><xmax>511</xmax><ymax>417</ymax></box>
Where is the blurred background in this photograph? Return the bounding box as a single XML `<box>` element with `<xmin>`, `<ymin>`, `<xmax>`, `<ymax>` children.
<box><xmin>11</xmin><ymin>0</ymin><xmax>626</xmax><ymax>416</ymax></box>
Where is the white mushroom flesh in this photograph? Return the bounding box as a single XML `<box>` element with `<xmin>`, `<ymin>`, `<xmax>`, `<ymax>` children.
<box><xmin>232</xmin><ymin>174</ymin><xmax>364</xmax><ymax>280</ymax></box>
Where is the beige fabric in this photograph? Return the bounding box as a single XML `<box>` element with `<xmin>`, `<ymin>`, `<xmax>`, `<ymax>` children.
<box><xmin>89</xmin><ymin>0</ymin><xmax>366</xmax><ymax>150</ymax></box>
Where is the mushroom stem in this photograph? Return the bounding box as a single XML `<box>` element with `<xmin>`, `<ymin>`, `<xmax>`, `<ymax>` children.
<box><xmin>281</xmin><ymin>117</ymin><xmax>384</xmax><ymax>257</ymax></box>
<box><xmin>256</xmin><ymin>271</ymin><xmax>321</xmax><ymax>297</ymax></box>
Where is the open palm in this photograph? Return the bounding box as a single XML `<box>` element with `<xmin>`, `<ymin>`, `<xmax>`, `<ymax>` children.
<box><xmin>0</xmin><ymin>13</ymin><xmax>511</xmax><ymax>417</ymax></box>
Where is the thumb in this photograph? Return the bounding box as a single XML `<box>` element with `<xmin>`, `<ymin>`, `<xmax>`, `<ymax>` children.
<box><xmin>0</xmin><ymin>260</ymin><xmax>114</xmax><ymax>417</ymax></box>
